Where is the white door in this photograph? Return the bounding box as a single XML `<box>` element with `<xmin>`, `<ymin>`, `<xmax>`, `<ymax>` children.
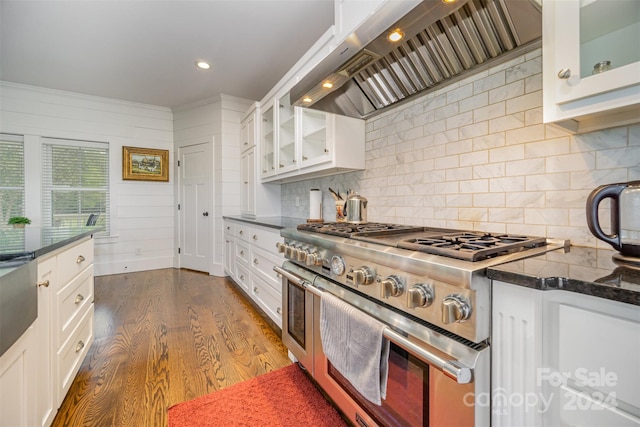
<box><xmin>179</xmin><ymin>142</ymin><xmax>211</xmax><ymax>272</ymax></box>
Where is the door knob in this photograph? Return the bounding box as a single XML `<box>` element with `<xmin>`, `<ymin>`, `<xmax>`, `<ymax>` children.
<box><xmin>202</xmin><ymin>212</ymin><xmax>209</xmax><ymax>216</ymax></box>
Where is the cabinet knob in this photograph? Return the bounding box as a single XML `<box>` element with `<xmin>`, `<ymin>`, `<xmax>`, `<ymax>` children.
<box><xmin>279</xmin><ymin>164</ymin><xmax>284</xmax><ymax>168</ymax></box>
<box><xmin>263</xmin><ymin>170</ymin><xmax>267</xmax><ymax>173</ymax></box>
<box><xmin>239</xmin><ymin>230</ymin><xmax>244</xmax><ymax>235</ymax></box>
<box><xmin>240</xmin><ymin>250</ymin><xmax>244</xmax><ymax>255</ymax></box>
<box><xmin>75</xmin><ymin>340</ymin><xmax>85</xmax><ymax>353</ymax></box>
<box><xmin>252</xmin><ymin>234</ymin><xmax>258</xmax><ymax>240</ymax></box>
<box><xmin>240</xmin><ymin>274</ymin><xmax>244</xmax><ymax>280</ymax></box>
<box><xmin>277</xmin><ymin>307</ymin><xmax>282</xmax><ymax>315</ymax></box>
<box><xmin>557</xmin><ymin>68</ymin><xmax>571</xmax><ymax>79</ymax></box>
<box><xmin>253</xmin><ymin>258</ymin><xmax>259</xmax><ymax>265</ymax></box>
<box><xmin>76</xmin><ymin>255</ymin><xmax>86</xmax><ymax>263</ymax></box>
<box><xmin>302</xmin><ymin>156</ymin><xmax>308</xmax><ymax>160</ymax></box>
<box><xmin>75</xmin><ymin>294</ymin><xmax>84</xmax><ymax>304</ymax></box>
<box><xmin>254</xmin><ymin>286</ymin><xmax>259</xmax><ymax>293</ymax></box>
<box><xmin>37</xmin><ymin>280</ymin><xmax>50</xmax><ymax>288</ymax></box>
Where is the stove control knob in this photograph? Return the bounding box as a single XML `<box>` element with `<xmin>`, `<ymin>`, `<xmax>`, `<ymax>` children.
<box><xmin>275</xmin><ymin>242</ymin><xmax>286</xmax><ymax>253</ymax></box>
<box><xmin>407</xmin><ymin>283</ymin><xmax>434</xmax><ymax>308</ymax></box>
<box><xmin>381</xmin><ymin>275</ymin><xmax>404</xmax><ymax>298</ymax></box>
<box><xmin>296</xmin><ymin>249</ymin><xmax>308</xmax><ymax>263</ymax></box>
<box><xmin>352</xmin><ymin>266</ymin><xmax>375</xmax><ymax>286</ymax></box>
<box><xmin>442</xmin><ymin>295</ymin><xmax>471</xmax><ymax>324</ymax></box>
<box><xmin>306</xmin><ymin>252</ymin><xmax>323</xmax><ymax>266</ymax></box>
<box><xmin>284</xmin><ymin>245</ymin><xmax>295</xmax><ymax>258</ymax></box>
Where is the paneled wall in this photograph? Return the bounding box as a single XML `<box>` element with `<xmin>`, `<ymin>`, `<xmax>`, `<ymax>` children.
<box><xmin>281</xmin><ymin>49</ymin><xmax>640</xmax><ymax>249</ymax></box>
<box><xmin>0</xmin><ymin>82</ymin><xmax>175</xmax><ymax>275</ymax></box>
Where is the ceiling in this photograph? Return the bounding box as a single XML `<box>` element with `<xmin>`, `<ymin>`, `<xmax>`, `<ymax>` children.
<box><xmin>0</xmin><ymin>0</ymin><xmax>334</xmax><ymax>108</ymax></box>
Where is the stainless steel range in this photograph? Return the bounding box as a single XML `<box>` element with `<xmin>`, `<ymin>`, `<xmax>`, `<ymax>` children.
<box><xmin>275</xmin><ymin>222</ymin><xmax>568</xmax><ymax>427</ymax></box>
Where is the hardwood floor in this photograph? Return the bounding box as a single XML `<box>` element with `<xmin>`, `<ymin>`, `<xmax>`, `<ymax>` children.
<box><xmin>52</xmin><ymin>268</ymin><xmax>291</xmax><ymax>427</ymax></box>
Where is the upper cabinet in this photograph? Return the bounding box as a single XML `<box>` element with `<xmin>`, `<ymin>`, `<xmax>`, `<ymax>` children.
<box><xmin>260</xmin><ymin>91</ymin><xmax>364</xmax><ymax>184</ymax></box>
<box><xmin>543</xmin><ymin>0</ymin><xmax>640</xmax><ymax>133</ymax></box>
<box><xmin>260</xmin><ymin>104</ymin><xmax>276</xmax><ymax>178</ymax></box>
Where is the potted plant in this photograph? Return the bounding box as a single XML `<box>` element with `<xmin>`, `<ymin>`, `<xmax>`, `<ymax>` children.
<box><xmin>8</xmin><ymin>216</ymin><xmax>31</xmax><ymax>228</ymax></box>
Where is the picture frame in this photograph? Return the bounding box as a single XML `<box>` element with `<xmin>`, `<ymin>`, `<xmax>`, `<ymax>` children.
<box><xmin>122</xmin><ymin>146</ymin><xmax>169</xmax><ymax>182</ymax></box>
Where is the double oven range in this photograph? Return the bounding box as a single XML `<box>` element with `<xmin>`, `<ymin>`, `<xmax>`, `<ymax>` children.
<box><xmin>275</xmin><ymin>222</ymin><xmax>568</xmax><ymax>427</ymax></box>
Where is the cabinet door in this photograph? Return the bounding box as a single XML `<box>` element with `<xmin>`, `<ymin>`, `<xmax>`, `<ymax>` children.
<box><xmin>241</xmin><ymin>114</ymin><xmax>255</xmax><ymax>152</ymax></box>
<box><xmin>543</xmin><ymin>0</ymin><xmax>640</xmax><ymax>126</ymax></box>
<box><xmin>277</xmin><ymin>93</ymin><xmax>297</xmax><ymax>174</ymax></box>
<box><xmin>36</xmin><ymin>256</ymin><xmax>57</xmax><ymax>427</ymax></box>
<box><xmin>260</xmin><ymin>104</ymin><xmax>276</xmax><ymax>178</ymax></box>
<box><xmin>299</xmin><ymin>108</ymin><xmax>331</xmax><ymax>168</ymax></box>
<box><xmin>223</xmin><ymin>235</ymin><xmax>235</xmax><ymax>277</ymax></box>
<box><xmin>240</xmin><ymin>147</ymin><xmax>256</xmax><ymax>216</ymax></box>
<box><xmin>0</xmin><ymin>325</ymin><xmax>36</xmax><ymax>427</ymax></box>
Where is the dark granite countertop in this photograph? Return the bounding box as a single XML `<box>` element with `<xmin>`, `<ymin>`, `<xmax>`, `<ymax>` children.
<box><xmin>223</xmin><ymin>216</ymin><xmax>306</xmax><ymax>230</ymax></box>
<box><xmin>0</xmin><ymin>226</ymin><xmax>103</xmax><ymax>277</ymax></box>
<box><xmin>487</xmin><ymin>245</ymin><xmax>640</xmax><ymax>306</ymax></box>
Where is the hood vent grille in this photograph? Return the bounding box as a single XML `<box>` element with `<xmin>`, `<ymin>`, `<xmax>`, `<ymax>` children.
<box><xmin>355</xmin><ymin>0</ymin><xmax>523</xmax><ymax>109</ymax></box>
<box><xmin>292</xmin><ymin>0</ymin><xmax>542</xmax><ymax>118</ymax></box>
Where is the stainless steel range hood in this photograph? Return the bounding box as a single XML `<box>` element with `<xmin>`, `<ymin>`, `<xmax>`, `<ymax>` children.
<box><xmin>291</xmin><ymin>0</ymin><xmax>542</xmax><ymax>119</ymax></box>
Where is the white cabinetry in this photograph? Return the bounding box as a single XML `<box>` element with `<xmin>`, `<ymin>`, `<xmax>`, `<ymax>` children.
<box><xmin>492</xmin><ymin>281</ymin><xmax>640</xmax><ymax>426</ymax></box>
<box><xmin>0</xmin><ymin>324</ymin><xmax>36</xmax><ymax>427</ymax></box>
<box><xmin>261</xmin><ymin>91</ymin><xmax>364</xmax><ymax>184</ymax></box>
<box><xmin>223</xmin><ymin>218</ymin><xmax>284</xmax><ymax>328</ymax></box>
<box><xmin>542</xmin><ymin>0</ymin><xmax>640</xmax><ymax>132</ymax></box>
<box><xmin>260</xmin><ymin>104</ymin><xmax>276</xmax><ymax>179</ymax></box>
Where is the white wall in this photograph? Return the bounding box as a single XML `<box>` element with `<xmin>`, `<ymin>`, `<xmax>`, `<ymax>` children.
<box><xmin>0</xmin><ymin>82</ymin><xmax>175</xmax><ymax>276</ymax></box>
<box><xmin>281</xmin><ymin>48</ymin><xmax>640</xmax><ymax>249</ymax></box>
<box><xmin>173</xmin><ymin>95</ymin><xmax>252</xmax><ymax>276</ymax></box>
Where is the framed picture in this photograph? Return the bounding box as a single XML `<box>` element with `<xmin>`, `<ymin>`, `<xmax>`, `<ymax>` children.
<box><xmin>122</xmin><ymin>146</ymin><xmax>169</xmax><ymax>182</ymax></box>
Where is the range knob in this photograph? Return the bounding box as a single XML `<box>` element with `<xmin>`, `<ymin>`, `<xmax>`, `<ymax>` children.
<box><xmin>352</xmin><ymin>266</ymin><xmax>375</xmax><ymax>286</ymax></box>
<box><xmin>407</xmin><ymin>283</ymin><xmax>434</xmax><ymax>308</ymax></box>
<box><xmin>305</xmin><ymin>252</ymin><xmax>323</xmax><ymax>266</ymax></box>
<box><xmin>442</xmin><ymin>295</ymin><xmax>471</xmax><ymax>324</ymax></box>
<box><xmin>285</xmin><ymin>244</ymin><xmax>297</xmax><ymax>259</ymax></box>
<box><xmin>380</xmin><ymin>275</ymin><xmax>404</xmax><ymax>298</ymax></box>
<box><xmin>275</xmin><ymin>242</ymin><xmax>286</xmax><ymax>253</ymax></box>
<box><xmin>296</xmin><ymin>249</ymin><xmax>308</xmax><ymax>263</ymax></box>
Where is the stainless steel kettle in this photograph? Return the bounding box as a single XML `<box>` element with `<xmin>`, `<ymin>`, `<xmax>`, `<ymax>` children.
<box><xmin>345</xmin><ymin>193</ymin><xmax>368</xmax><ymax>223</ymax></box>
<box><xmin>586</xmin><ymin>181</ymin><xmax>640</xmax><ymax>257</ymax></box>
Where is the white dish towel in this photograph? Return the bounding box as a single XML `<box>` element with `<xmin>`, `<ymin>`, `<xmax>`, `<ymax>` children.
<box><xmin>320</xmin><ymin>291</ymin><xmax>390</xmax><ymax>405</ymax></box>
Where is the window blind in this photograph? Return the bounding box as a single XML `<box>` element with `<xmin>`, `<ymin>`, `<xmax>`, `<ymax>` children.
<box><xmin>0</xmin><ymin>134</ymin><xmax>25</xmax><ymax>252</ymax></box>
<box><xmin>42</xmin><ymin>138</ymin><xmax>109</xmax><ymax>233</ymax></box>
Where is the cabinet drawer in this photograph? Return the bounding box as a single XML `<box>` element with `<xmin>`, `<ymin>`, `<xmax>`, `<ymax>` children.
<box><xmin>223</xmin><ymin>221</ymin><xmax>235</xmax><ymax>236</ymax></box>
<box><xmin>249</xmin><ymin>226</ymin><xmax>285</xmax><ymax>254</ymax></box>
<box><xmin>57</xmin><ymin>238</ymin><xmax>94</xmax><ymax>285</ymax></box>
<box><xmin>235</xmin><ymin>224</ymin><xmax>251</xmax><ymax>242</ymax></box>
<box><xmin>235</xmin><ymin>241</ymin><xmax>250</xmax><ymax>265</ymax></box>
<box><xmin>251</xmin><ymin>275</ymin><xmax>282</xmax><ymax>327</ymax></box>
<box><xmin>250</xmin><ymin>246</ymin><xmax>283</xmax><ymax>292</ymax></box>
<box><xmin>56</xmin><ymin>265</ymin><xmax>94</xmax><ymax>349</ymax></box>
<box><xmin>235</xmin><ymin>263</ymin><xmax>250</xmax><ymax>292</ymax></box>
<box><xmin>57</xmin><ymin>305</ymin><xmax>93</xmax><ymax>399</ymax></box>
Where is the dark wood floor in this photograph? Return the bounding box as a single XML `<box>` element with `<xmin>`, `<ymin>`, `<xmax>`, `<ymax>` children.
<box><xmin>52</xmin><ymin>268</ymin><xmax>291</xmax><ymax>427</ymax></box>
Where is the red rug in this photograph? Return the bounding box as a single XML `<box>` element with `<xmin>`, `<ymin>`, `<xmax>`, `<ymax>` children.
<box><xmin>168</xmin><ymin>364</ymin><xmax>347</xmax><ymax>426</ymax></box>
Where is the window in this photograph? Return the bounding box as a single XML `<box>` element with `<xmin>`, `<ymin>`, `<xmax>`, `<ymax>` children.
<box><xmin>42</xmin><ymin>138</ymin><xmax>109</xmax><ymax>233</ymax></box>
<box><xmin>0</xmin><ymin>134</ymin><xmax>25</xmax><ymax>251</ymax></box>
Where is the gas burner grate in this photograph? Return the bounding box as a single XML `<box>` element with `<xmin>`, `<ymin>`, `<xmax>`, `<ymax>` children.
<box><xmin>297</xmin><ymin>222</ymin><xmax>421</xmax><ymax>238</ymax></box>
<box><xmin>398</xmin><ymin>233</ymin><xmax>547</xmax><ymax>262</ymax></box>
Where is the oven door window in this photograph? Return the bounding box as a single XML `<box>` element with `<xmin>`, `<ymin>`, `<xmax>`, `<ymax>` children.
<box><xmin>287</xmin><ymin>281</ymin><xmax>306</xmax><ymax>348</ymax></box>
<box><xmin>329</xmin><ymin>343</ymin><xmax>428</xmax><ymax>427</ymax></box>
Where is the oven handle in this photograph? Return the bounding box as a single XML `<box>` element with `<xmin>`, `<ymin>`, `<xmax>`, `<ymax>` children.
<box><xmin>274</xmin><ymin>265</ymin><xmax>473</xmax><ymax>384</ymax></box>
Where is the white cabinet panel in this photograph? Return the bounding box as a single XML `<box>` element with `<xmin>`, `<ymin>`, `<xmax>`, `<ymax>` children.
<box><xmin>0</xmin><ymin>325</ymin><xmax>36</xmax><ymax>427</ymax></box>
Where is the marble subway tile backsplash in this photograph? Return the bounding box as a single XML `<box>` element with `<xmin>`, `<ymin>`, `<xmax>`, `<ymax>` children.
<box><xmin>281</xmin><ymin>49</ymin><xmax>640</xmax><ymax>249</ymax></box>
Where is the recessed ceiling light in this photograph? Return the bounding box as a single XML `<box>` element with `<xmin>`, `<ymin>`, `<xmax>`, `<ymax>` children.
<box><xmin>387</xmin><ymin>28</ymin><xmax>404</xmax><ymax>43</ymax></box>
<box><xmin>303</xmin><ymin>97</ymin><xmax>313</xmax><ymax>103</ymax></box>
<box><xmin>322</xmin><ymin>82</ymin><xmax>333</xmax><ymax>89</ymax></box>
<box><xmin>195</xmin><ymin>60</ymin><xmax>211</xmax><ymax>70</ymax></box>
<box><xmin>442</xmin><ymin>0</ymin><xmax>457</xmax><ymax>3</ymax></box>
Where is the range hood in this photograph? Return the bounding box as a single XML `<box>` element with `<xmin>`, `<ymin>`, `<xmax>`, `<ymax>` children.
<box><xmin>291</xmin><ymin>0</ymin><xmax>542</xmax><ymax>119</ymax></box>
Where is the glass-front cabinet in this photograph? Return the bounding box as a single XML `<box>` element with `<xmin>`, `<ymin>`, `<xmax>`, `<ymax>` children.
<box><xmin>300</xmin><ymin>108</ymin><xmax>330</xmax><ymax>168</ymax></box>
<box><xmin>260</xmin><ymin>104</ymin><xmax>275</xmax><ymax>178</ymax></box>
<box><xmin>277</xmin><ymin>93</ymin><xmax>297</xmax><ymax>174</ymax></box>
<box><xmin>543</xmin><ymin>0</ymin><xmax>640</xmax><ymax>132</ymax></box>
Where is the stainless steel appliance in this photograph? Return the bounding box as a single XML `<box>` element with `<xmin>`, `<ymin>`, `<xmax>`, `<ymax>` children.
<box><xmin>345</xmin><ymin>192</ymin><xmax>368</xmax><ymax>223</ymax></box>
<box><xmin>290</xmin><ymin>0</ymin><xmax>542</xmax><ymax>119</ymax></box>
<box><xmin>276</xmin><ymin>222</ymin><xmax>568</xmax><ymax>426</ymax></box>
<box><xmin>587</xmin><ymin>181</ymin><xmax>640</xmax><ymax>258</ymax></box>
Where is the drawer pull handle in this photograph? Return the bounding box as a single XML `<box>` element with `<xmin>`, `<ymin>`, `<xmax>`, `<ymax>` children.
<box><xmin>38</xmin><ymin>280</ymin><xmax>50</xmax><ymax>288</ymax></box>
<box><xmin>253</xmin><ymin>258</ymin><xmax>259</xmax><ymax>265</ymax></box>
<box><xmin>277</xmin><ymin>307</ymin><xmax>282</xmax><ymax>315</ymax></box>
<box><xmin>75</xmin><ymin>294</ymin><xmax>84</xmax><ymax>304</ymax></box>
<box><xmin>76</xmin><ymin>255</ymin><xmax>86</xmax><ymax>263</ymax></box>
<box><xmin>252</xmin><ymin>234</ymin><xmax>258</xmax><ymax>240</ymax></box>
<box><xmin>254</xmin><ymin>286</ymin><xmax>259</xmax><ymax>293</ymax></box>
<box><xmin>239</xmin><ymin>230</ymin><xmax>244</xmax><ymax>235</ymax></box>
<box><xmin>76</xmin><ymin>340</ymin><xmax>85</xmax><ymax>353</ymax></box>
